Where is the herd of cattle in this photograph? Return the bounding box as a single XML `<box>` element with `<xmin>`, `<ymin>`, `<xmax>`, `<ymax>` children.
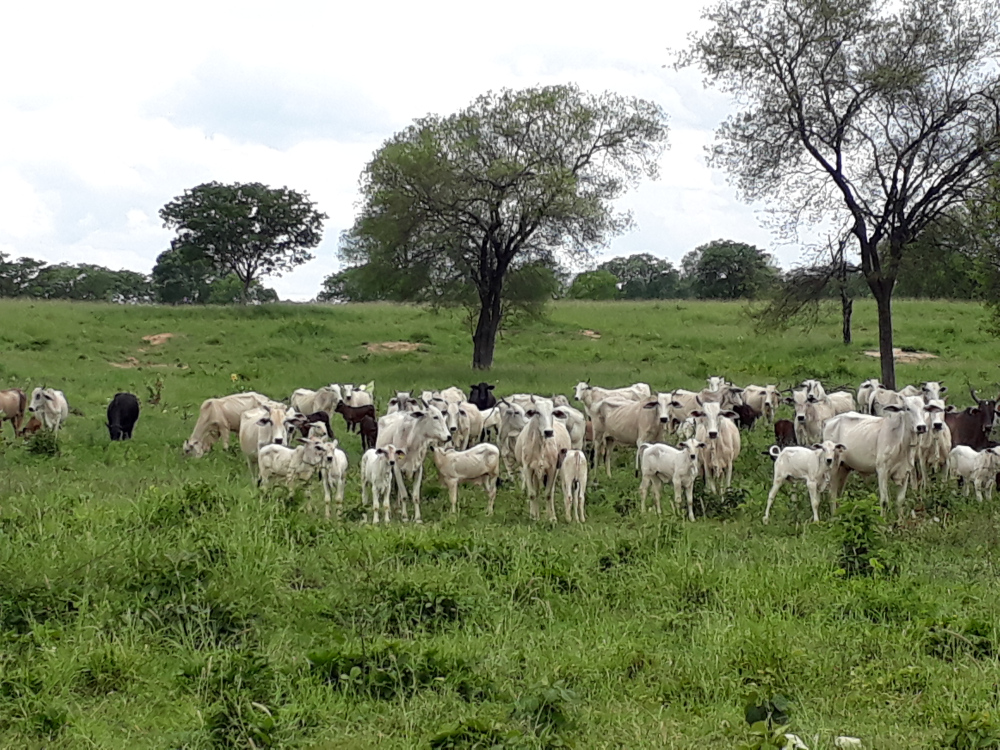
<box><xmin>2</xmin><ymin>377</ymin><xmax>1000</xmax><ymax>524</ymax></box>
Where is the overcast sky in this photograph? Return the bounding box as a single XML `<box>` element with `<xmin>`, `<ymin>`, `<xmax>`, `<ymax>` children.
<box><xmin>0</xmin><ymin>0</ymin><xmax>813</xmax><ymax>301</ymax></box>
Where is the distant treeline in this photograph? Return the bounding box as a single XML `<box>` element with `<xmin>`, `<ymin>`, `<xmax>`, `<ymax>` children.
<box><xmin>0</xmin><ymin>249</ymin><xmax>276</xmax><ymax>304</ymax></box>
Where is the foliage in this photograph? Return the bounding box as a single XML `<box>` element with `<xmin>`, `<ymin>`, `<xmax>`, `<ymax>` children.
<box><xmin>339</xmin><ymin>83</ymin><xmax>668</xmax><ymax>368</ymax></box>
<box><xmin>834</xmin><ymin>495</ymin><xmax>891</xmax><ymax>578</ymax></box>
<box><xmin>596</xmin><ymin>252</ymin><xmax>684</xmax><ymax>299</ymax></box>
<box><xmin>0</xmin><ymin>252</ymin><xmax>152</xmax><ymax>303</ymax></box>
<box><xmin>567</xmin><ymin>270</ymin><xmax>619</xmax><ymax>300</ymax></box>
<box><xmin>941</xmin><ymin>711</ymin><xmax>1000</xmax><ymax>749</ymax></box>
<box><xmin>160</xmin><ymin>181</ymin><xmax>326</xmax><ymax>303</ymax></box>
<box><xmin>681</xmin><ymin>239</ymin><xmax>778</xmax><ymax>299</ymax></box>
<box><xmin>680</xmin><ymin>0</ymin><xmax>1000</xmax><ymax>387</ymax></box>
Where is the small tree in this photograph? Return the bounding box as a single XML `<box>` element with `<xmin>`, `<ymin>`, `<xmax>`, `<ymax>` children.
<box><xmin>160</xmin><ymin>181</ymin><xmax>326</xmax><ymax>303</ymax></box>
<box><xmin>340</xmin><ymin>84</ymin><xmax>668</xmax><ymax>369</ymax></box>
<box><xmin>568</xmin><ymin>270</ymin><xmax>620</xmax><ymax>300</ymax></box>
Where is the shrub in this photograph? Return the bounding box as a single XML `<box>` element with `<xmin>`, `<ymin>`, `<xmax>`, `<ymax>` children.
<box><xmin>941</xmin><ymin>710</ymin><xmax>1000</xmax><ymax>749</ymax></box>
<box><xmin>26</xmin><ymin>430</ymin><xmax>59</xmax><ymax>456</ymax></box>
<box><xmin>835</xmin><ymin>494</ymin><xmax>892</xmax><ymax>578</ymax></box>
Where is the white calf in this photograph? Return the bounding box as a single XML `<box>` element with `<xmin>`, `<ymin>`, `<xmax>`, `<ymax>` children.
<box><xmin>763</xmin><ymin>442</ymin><xmax>846</xmax><ymax>524</ymax></box>
<box><xmin>946</xmin><ymin>446</ymin><xmax>1000</xmax><ymax>503</ymax></box>
<box><xmin>636</xmin><ymin>439</ymin><xmax>705</xmax><ymax>520</ymax></box>
<box><xmin>431</xmin><ymin>443</ymin><xmax>501</xmax><ymax>516</ymax></box>
<box><xmin>361</xmin><ymin>445</ymin><xmax>404</xmax><ymax>524</ymax></box>
<box><xmin>558</xmin><ymin>448</ymin><xmax>588</xmax><ymax>523</ymax></box>
<box><xmin>257</xmin><ymin>438</ymin><xmax>328</xmax><ymax>492</ymax></box>
<box><xmin>319</xmin><ymin>440</ymin><xmax>349</xmax><ymax>519</ymax></box>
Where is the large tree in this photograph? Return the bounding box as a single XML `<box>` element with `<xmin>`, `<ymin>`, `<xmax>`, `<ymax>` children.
<box><xmin>160</xmin><ymin>181</ymin><xmax>326</xmax><ymax>303</ymax></box>
<box><xmin>597</xmin><ymin>253</ymin><xmax>683</xmax><ymax>298</ymax></box>
<box><xmin>681</xmin><ymin>239</ymin><xmax>778</xmax><ymax>299</ymax></box>
<box><xmin>339</xmin><ymin>84</ymin><xmax>668</xmax><ymax>369</ymax></box>
<box><xmin>681</xmin><ymin>0</ymin><xmax>1000</xmax><ymax>387</ymax></box>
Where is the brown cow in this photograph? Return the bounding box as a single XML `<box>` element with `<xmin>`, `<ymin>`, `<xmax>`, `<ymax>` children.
<box><xmin>0</xmin><ymin>388</ymin><xmax>26</xmax><ymax>437</ymax></box>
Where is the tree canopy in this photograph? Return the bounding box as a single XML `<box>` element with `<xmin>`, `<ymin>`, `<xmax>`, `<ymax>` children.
<box><xmin>160</xmin><ymin>181</ymin><xmax>326</xmax><ymax>303</ymax></box>
<box><xmin>681</xmin><ymin>0</ymin><xmax>1000</xmax><ymax>387</ymax></box>
<box><xmin>337</xmin><ymin>84</ymin><xmax>668</xmax><ymax>369</ymax></box>
<box><xmin>681</xmin><ymin>240</ymin><xmax>777</xmax><ymax>299</ymax></box>
<box><xmin>568</xmin><ymin>270</ymin><xmax>620</xmax><ymax>300</ymax></box>
<box><xmin>596</xmin><ymin>253</ymin><xmax>683</xmax><ymax>299</ymax></box>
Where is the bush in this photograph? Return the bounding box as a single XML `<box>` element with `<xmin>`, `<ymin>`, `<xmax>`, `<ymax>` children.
<box><xmin>835</xmin><ymin>494</ymin><xmax>892</xmax><ymax>578</ymax></box>
<box><xmin>26</xmin><ymin>430</ymin><xmax>59</xmax><ymax>456</ymax></box>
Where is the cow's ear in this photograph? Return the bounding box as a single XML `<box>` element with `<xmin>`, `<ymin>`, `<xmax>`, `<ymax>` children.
<box><xmin>43</xmin><ymin>394</ymin><xmax>52</xmax><ymax>401</ymax></box>
<box><xmin>811</xmin><ymin>443</ymin><xmax>823</xmax><ymax>450</ymax></box>
<box><xmin>690</xmin><ymin>410</ymin><xmax>705</xmax><ymax>418</ymax></box>
<box><xmin>487</xmin><ymin>385</ymin><xmax>495</xmax><ymax>391</ymax></box>
<box><xmin>412</xmin><ymin>410</ymin><xmax>426</xmax><ymax>418</ymax></box>
<box><xmin>722</xmin><ymin>410</ymin><xmax>739</xmax><ymax>420</ymax></box>
<box><xmin>670</xmin><ymin>401</ymin><xmax>683</xmax><ymax>408</ymax></box>
<box><xmin>940</xmin><ymin>386</ymin><xmax>948</xmax><ymax>393</ymax></box>
<box><xmin>836</xmin><ymin>443</ymin><xmax>847</xmax><ymax>451</ymax></box>
<box><xmin>971</xmin><ymin>407</ymin><xmax>981</xmax><ymax>414</ymax></box>
<box><xmin>883</xmin><ymin>404</ymin><xmax>902</xmax><ymax>412</ymax></box>
<box><xmin>945</xmin><ymin>404</ymin><xmax>957</xmax><ymax>412</ymax></box>
<box><xmin>396</xmin><ymin>449</ymin><xmax>406</xmax><ymax>458</ymax></box>
<box><xmin>642</xmin><ymin>401</ymin><xmax>657</xmax><ymax>409</ymax></box>
<box><xmin>697</xmin><ymin>442</ymin><xmax>707</xmax><ymax>449</ymax></box>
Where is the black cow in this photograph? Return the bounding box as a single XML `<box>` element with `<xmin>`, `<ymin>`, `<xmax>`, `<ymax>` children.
<box><xmin>359</xmin><ymin>414</ymin><xmax>378</xmax><ymax>451</ymax></box>
<box><xmin>945</xmin><ymin>388</ymin><xmax>999</xmax><ymax>450</ymax></box>
<box><xmin>773</xmin><ymin>419</ymin><xmax>796</xmax><ymax>448</ymax></box>
<box><xmin>468</xmin><ymin>382</ymin><xmax>497</xmax><ymax>411</ymax></box>
<box><xmin>732</xmin><ymin>403</ymin><xmax>761</xmax><ymax>431</ymax></box>
<box><xmin>107</xmin><ymin>392</ymin><xmax>140</xmax><ymax>441</ymax></box>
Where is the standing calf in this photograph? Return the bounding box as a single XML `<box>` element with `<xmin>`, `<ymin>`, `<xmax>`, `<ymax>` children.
<box><xmin>257</xmin><ymin>438</ymin><xmax>327</xmax><ymax>492</ymax></box>
<box><xmin>361</xmin><ymin>445</ymin><xmax>404</xmax><ymax>524</ymax></box>
<box><xmin>946</xmin><ymin>445</ymin><xmax>1000</xmax><ymax>503</ymax></box>
<box><xmin>334</xmin><ymin>402</ymin><xmax>376</xmax><ymax>433</ymax></box>
<box><xmin>763</xmin><ymin>442</ymin><xmax>846</xmax><ymax>524</ymax></box>
<box><xmin>559</xmin><ymin>448</ymin><xmax>588</xmax><ymax>523</ymax></box>
<box><xmin>319</xmin><ymin>440</ymin><xmax>349</xmax><ymax>519</ymax></box>
<box><xmin>636</xmin><ymin>439</ymin><xmax>705</xmax><ymax>520</ymax></box>
<box><xmin>430</xmin><ymin>443</ymin><xmax>501</xmax><ymax>516</ymax></box>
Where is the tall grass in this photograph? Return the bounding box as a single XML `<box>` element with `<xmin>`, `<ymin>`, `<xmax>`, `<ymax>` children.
<box><xmin>0</xmin><ymin>297</ymin><xmax>998</xmax><ymax>748</ymax></box>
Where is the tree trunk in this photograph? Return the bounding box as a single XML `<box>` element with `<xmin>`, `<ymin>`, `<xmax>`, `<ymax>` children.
<box><xmin>873</xmin><ymin>286</ymin><xmax>895</xmax><ymax>389</ymax></box>
<box><xmin>472</xmin><ymin>286</ymin><xmax>503</xmax><ymax>370</ymax></box>
<box><xmin>841</xmin><ymin>291</ymin><xmax>853</xmax><ymax>345</ymax></box>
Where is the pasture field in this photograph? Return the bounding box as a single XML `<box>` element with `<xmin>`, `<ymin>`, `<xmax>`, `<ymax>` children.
<box><xmin>2</xmin><ymin>298</ymin><xmax>1000</xmax><ymax>748</ymax></box>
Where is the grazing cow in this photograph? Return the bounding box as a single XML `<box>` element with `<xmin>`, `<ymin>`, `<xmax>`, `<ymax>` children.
<box><xmin>376</xmin><ymin>405</ymin><xmax>451</xmax><ymax>523</ymax></box>
<box><xmin>788</xmin><ymin>390</ymin><xmax>839</xmax><ymax>445</ymax></box>
<box><xmin>590</xmin><ymin>393</ymin><xmax>673</xmax><ymax>477</ymax></box>
<box><xmin>514</xmin><ymin>398</ymin><xmax>572</xmax><ymax>522</ymax></box>
<box><xmin>946</xmin><ymin>445</ymin><xmax>1000</xmax><ymax>503</ymax></box>
<box><xmin>184</xmin><ymin>392</ymin><xmax>270</xmax><ymax>457</ymax></box>
<box><xmin>361</xmin><ymin>445</ymin><xmax>404</xmax><ymax>523</ymax></box>
<box><xmin>945</xmin><ymin>388</ymin><xmax>999</xmax><ymax>450</ymax></box>
<box><xmin>636</xmin><ymin>439</ymin><xmax>705</xmax><ymax>520</ymax></box>
<box><xmin>17</xmin><ymin>416</ymin><xmax>42</xmax><ymax>438</ymax></box>
<box><xmin>857</xmin><ymin>379</ymin><xmax>881</xmax><ymax>414</ymax></box>
<box><xmin>334</xmin><ymin>402</ymin><xmax>376</xmax><ymax>433</ymax></box>
<box><xmin>762</xmin><ymin>442</ymin><xmax>846</xmax><ymax>524</ymax></box>
<box><xmin>732</xmin><ymin>402</ymin><xmax>761</xmax><ymax>431</ymax></box>
<box><xmin>28</xmin><ymin>387</ymin><xmax>70</xmax><ymax>433</ymax></box>
<box><xmin>258</xmin><ymin>438</ymin><xmax>328</xmax><ymax>492</ymax></box>
<box><xmin>743</xmin><ymin>385</ymin><xmax>781</xmax><ymax>423</ymax></box>
<box><xmin>774</xmin><ymin>419</ymin><xmax>796</xmax><ymax>447</ymax></box>
<box><xmin>0</xmin><ymin>388</ymin><xmax>26</xmax><ymax>437</ymax></box>
<box><xmin>290</xmin><ymin>385</ymin><xmax>343</xmax><ymax>416</ymax></box>
<box><xmin>912</xmin><ymin>398</ymin><xmax>950</xmax><ymax>490</ymax></box>
<box><xmin>386</xmin><ymin>391</ymin><xmax>420</xmax><ymax>414</ymax></box>
<box><xmin>823</xmin><ymin>399</ymin><xmax>931</xmax><ymax>519</ymax></box>
<box><xmin>691</xmin><ymin>401</ymin><xmax>742</xmax><ymax>496</ymax></box>
<box><xmin>319</xmin><ymin>440</ymin><xmax>349</xmax><ymax>518</ymax></box>
<box><xmin>106</xmin><ymin>392</ymin><xmax>140</xmax><ymax>441</ymax></box>
<box><xmin>359</xmin><ymin>414</ymin><xmax>378</xmax><ymax>451</ymax></box>
<box><xmin>431</xmin><ymin>443</ymin><xmax>501</xmax><ymax>516</ymax></box>
<box><xmin>558</xmin><ymin>448</ymin><xmax>589</xmax><ymax>522</ymax></box>
<box><xmin>468</xmin><ymin>382</ymin><xmax>497</xmax><ymax>411</ymax></box>
<box><xmin>573</xmin><ymin>382</ymin><xmax>650</xmax><ymax>417</ymax></box>
<box><xmin>239</xmin><ymin>402</ymin><xmax>294</xmax><ymax>472</ymax></box>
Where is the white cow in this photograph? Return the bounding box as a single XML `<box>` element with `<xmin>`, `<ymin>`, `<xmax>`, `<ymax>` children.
<box><xmin>514</xmin><ymin>398</ymin><xmax>572</xmax><ymax>522</ymax></box>
<box><xmin>290</xmin><ymin>385</ymin><xmax>343</xmax><ymax>415</ymax></box>
<box><xmin>184</xmin><ymin>392</ymin><xmax>270</xmax><ymax>457</ymax></box>
<box><xmin>442</xmin><ymin>401</ymin><xmax>484</xmax><ymax>450</ymax></box>
<box><xmin>421</xmin><ymin>386</ymin><xmax>466</xmax><ymax>406</ymax></box>
<box><xmin>867</xmin><ymin>386</ymin><xmax>904</xmax><ymax>416</ymax></box>
<box><xmin>257</xmin><ymin>438</ymin><xmax>328</xmax><ymax>492</ymax></box>
<box><xmin>28</xmin><ymin>387</ymin><xmax>69</xmax><ymax>433</ymax></box>
<box><xmin>591</xmin><ymin>393</ymin><xmax>673</xmax><ymax>476</ymax></box>
<box><xmin>788</xmin><ymin>390</ymin><xmax>839</xmax><ymax>445</ymax></box>
<box><xmin>763</xmin><ymin>442</ymin><xmax>846</xmax><ymax>524</ymax></box>
<box><xmin>386</xmin><ymin>391</ymin><xmax>420</xmax><ymax>414</ymax></box>
<box><xmin>342</xmin><ymin>382</ymin><xmax>374</xmax><ymax>408</ymax></box>
<box><xmin>857</xmin><ymin>379</ymin><xmax>881</xmax><ymax>414</ymax></box>
<box><xmin>376</xmin><ymin>406</ymin><xmax>452</xmax><ymax>523</ymax></box>
<box><xmin>823</xmin><ymin>399</ymin><xmax>931</xmax><ymax>519</ymax></box>
<box><xmin>636</xmin><ymin>439</ymin><xmax>705</xmax><ymax>520</ymax></box>
<box><xmin>691</xmin><ymin>401</ymin><xmax>742</xmax><ymax>495</ymax></box>
<box><xmin>318</xmin><ymin>440</ymin><xmax>349</xmax><ymax>518</ymax></box>
<box><xmin>912</xmin><ymin>398</ymin><xmax>950</xmax><ymax>490</ymax></box>
<box><xmin>239</xmin><ymin>402</ymin><xmax>294</xmax><ymax>472</ymax></box>
<box><xmin>497</xmin><ymin>401</ymin><xmax>528</xmax><ymax>479</ymax></box>
<box><xmin>431</xmin><ymin>443</ymin><xmax>501</xmax><ymax>516</ymax></box>
<box><xmin>361</xmin><ymin>444</ymin><xmax>404</xmax><ymax>524</ymax></box>
<box><xmin>573</xmin><ymin>382</ymin><xmax>650</xmax><ymax>417</ymax></box>
<box><xmin>743</xmin><ymin>385</ymin><xmax>781</xmax><ymax>424</ymax></box>
<box><xmin>558</xmin><ymin>448</ymin><xmax>589</xmax><ymax>523</ymax></box>
<box><xmin>945</xmin><ymin>445</ymin><xmax>1000</xmax><ymax>503</ymax></box>
<box><xmin>667</xmin><ymin>387</ymin><xmax>744</xmax><ymax>429</ymax></box>
<box><xmin>553</xmin><ymin>403</ymin><xmax>586</xmax><ymax>451</ymax></box>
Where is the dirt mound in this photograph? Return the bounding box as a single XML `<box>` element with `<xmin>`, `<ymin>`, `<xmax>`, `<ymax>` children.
<box><xmin>142</xmin><ymin>333</ymin><xmax>175</xmax><ymax>346</ymax></box>
<box><xmin>365</xmin><ymin>341</ymin><xmax>422</xmax><ymax>354</ymax></box>
<box><xmin>864</xmin><ymin>348</ymin><xmax>939</xmax><ymax>364</ymax></box>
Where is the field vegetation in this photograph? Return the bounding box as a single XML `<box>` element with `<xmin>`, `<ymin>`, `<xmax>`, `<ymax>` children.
<box><xmin>1</xmin><ymin>298</ymin><xmax>1000</xmax><ymax>748</ymax></box>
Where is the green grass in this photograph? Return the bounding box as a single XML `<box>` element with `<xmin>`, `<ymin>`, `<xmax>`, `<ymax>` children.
<box><xmin>1</xmin><ymin>297</ymin><xmax>999</xmax><ymax>748</ymax></box>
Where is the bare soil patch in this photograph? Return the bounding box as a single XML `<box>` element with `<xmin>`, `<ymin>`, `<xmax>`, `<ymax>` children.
<box><xmin>109</xmin><ymin>357</ymin><xmax>188</xmax><ymax>370</ymax></box>
<box><xmin>142</xmin><ymin>333</ymin><xmax>175</xmax><ymax>346</ymax></box>
<box><xmin>864</xmin><ymin>348</ymin><xmax>939</xmax><ymax>364</ymax></box>
<box><xmin>365</xmin><ymin>341</ymin><xmax>422</xmax><ymax>354</ymax></box>
<box><xmin>580</xmin><ymin>329</ymin><xmax>602</xmax><ymax>339</ymax></box>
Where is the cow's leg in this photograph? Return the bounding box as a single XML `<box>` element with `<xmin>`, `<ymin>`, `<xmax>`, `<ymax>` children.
<box><xmin>449</xmin><ymin>479</ymin><xmax>459</xmax><ymax>515</ymax></box>
<box><xmin>381</xmin><ymin>486</ymin><xmax>392</xmax><ymax>523</ymax></box>
<box><xmin>639</xmin><ymin>475</ymin><xmax>650</xmax><ymax>514</ymax></box>
<box><xmin>485</xmin><ymin>476</ymin><xmax>497</xmax><ymax>516</ymax></box>
<box><xmin>562</xmin><ymin>478</ymin><xmax>573</xmax><ymax>523</ymax></box>
<box><xmin>544</xmin><ymin>468</ymin><xmax>558</xmax><ymax>523</ymax></box>
<box><xmin>336</xmin><ymin>477</ymin><xmax>345</xmax><ymax>519</ymax></box>
<box><xmin>411</xmin><ymin>467</ymin><xmax>425</xmax><ymax>523</ymax></box>
<box><xmin>763</xmin><ymin>477</ymin><xmax>784</xmax><ymax>524</ymax></box>
<box><xmin>323</xmin><ymin>478</ymin><xmax>332</xmax><ymax>519</ymax></box>
<box><xmin>604</xmin><ymin>439</ymin><xmax>615</xmax><ymax>478</ymax></box>
<box><xmin>807</xmin><ymin>480</ymin><xmax>821</xmax><ymax>523</ymax></box>
<box><xmin>685</xmin><ymin>479</ymin><xmax>695</xmax><ymax>522</ymax></box>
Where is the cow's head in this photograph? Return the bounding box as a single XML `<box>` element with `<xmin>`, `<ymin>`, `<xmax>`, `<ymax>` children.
<box><xmin>691</xmin><ymin>401</ymin><xmax>736</xmax><ymax>440</ymax></box>
<box><xmin>526</xmin><ymin>397</ymin><xmax>562</xmax><ymax>439</ymax></box>
<box><xmin>642</xmin><ymin>393</ymin><xmax>672</xmax><ymax>424</ymax></box>
<box><xmin>812</xmin><ymin>440</ymin><xmax>847</xmax><ymax>467</ymax></box>
<box><xmin>573</xmin><ymin>382</ymin><xmax>590</xmax><ymax>402</ymax></box>
<box><xmin>182</xmin><ymin>439</ymin><xmax>206</xmax><ymax>458</ymax></box>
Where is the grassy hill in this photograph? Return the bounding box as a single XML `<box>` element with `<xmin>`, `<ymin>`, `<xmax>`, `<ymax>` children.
<box><xmin>0</xmin><ymin>298</ymin><xmax>999</xmax><ymax>748</ymax></box>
